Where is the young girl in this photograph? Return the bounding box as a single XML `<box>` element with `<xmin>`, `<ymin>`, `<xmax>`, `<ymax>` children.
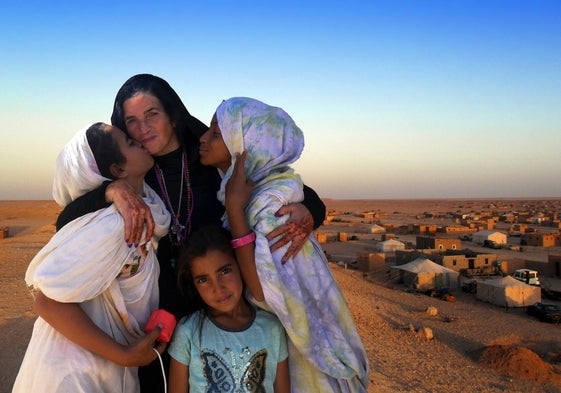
<box><xmin>12</xmin><ymin>123</ymin><xmax>171</xmax><ymax>392</ymax></box>
<box><xmin>198</xmin><ymin>97</ymin><xmax>369</xmax><ymax>392</ymax></box>
<box><xmin>167</xmin><ymin>225</ymin><xmax>290</xmax><ymax>393</ymax></box>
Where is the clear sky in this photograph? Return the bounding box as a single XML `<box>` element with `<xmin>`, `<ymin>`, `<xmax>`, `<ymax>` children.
<box><xmin>1</xmin><ymin>1</ymin><xmax>560</xmax><ymax>200</ymax></box>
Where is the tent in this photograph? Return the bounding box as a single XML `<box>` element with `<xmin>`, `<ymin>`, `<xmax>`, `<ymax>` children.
<box><xmin>390</xmin><ymin>258</ymin><xmax>459</xmax><ymax>290</ymax></box>
<box><xmin>377</xmin><ymin>239</ymin><xmax>405</xmax><ymax>252</ymax></box>
<box><xmin>369</xmin><ymin>224</ymin><xmax>386</xmax><ymax>234</ymax></box>
<box><xmin>476</xmin><ymin>276</ymin><xmax>541</xmax><ymax>308</ymax></box>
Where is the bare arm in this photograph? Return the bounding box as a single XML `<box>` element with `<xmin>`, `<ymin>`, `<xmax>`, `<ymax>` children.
<box><xmin>56</xmin><ymin>179</ymin><xmax>155</xmax><ymax>245</ymax></box>
<box><xmin>265</xmin><ymin>185</ymin><xmax>323</xmax><ymax>264</ymax></box>
<box><xmin>105</xmin><ymin>180</ymin><xmax>155</xmax><ymax>245</ymax></box>
<box><xmin>273</xmin><ymin>358</ymin><xmax>290</xmax><ymax>393</ymax></box>
<box><xmin>266</xmin><ymin>203</ymin><xmax>314</xmax><ymax>263</ymax></box>
<box><xmin>169</xmin><ymin>358</ymin><xmax>190</xmax><ymax>393</ymax></box>
<box><xmin>33</xmin><ymin>291</ymin><xmax>165</xmax><ymax>367</ymax></box>
<box><xmin>224</xmin><ymin>153</ymin><xmax>264</xmax><ymax>301</ymax></box>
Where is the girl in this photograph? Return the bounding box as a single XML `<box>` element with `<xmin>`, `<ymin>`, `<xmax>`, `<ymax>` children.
<box><xmin>12</xmin><ymin>123</ymin><xmax>171</xmax><ymax>392</ymax></box>
<box><xmin>198</xmin><ymin>97</ymin><xmax>370</xmax><ymax>392</ymax></box>
<box><xmin>168</xmin><ymin>225</ymin><xmax>290</xmax><ymax>393</ymax></box>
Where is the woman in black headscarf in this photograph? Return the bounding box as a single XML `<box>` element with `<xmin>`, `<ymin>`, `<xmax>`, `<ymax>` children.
<box><xmin>54</xmin><ymin>74</ymin><xmax>326</xmax><ymax>392</ymax></box>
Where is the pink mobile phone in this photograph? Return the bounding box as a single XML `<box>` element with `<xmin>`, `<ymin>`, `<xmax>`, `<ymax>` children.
<box><xmin>145</xmin><ymin>309</ymin><xmax>177</xmax><ymax>343</ymax></box>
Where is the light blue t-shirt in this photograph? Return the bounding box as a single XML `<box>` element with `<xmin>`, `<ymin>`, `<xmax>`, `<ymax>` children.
<box><xmin>168</xmin><ymin>307</ymin><xmax>288</xmax><ymax>392</ymax></box>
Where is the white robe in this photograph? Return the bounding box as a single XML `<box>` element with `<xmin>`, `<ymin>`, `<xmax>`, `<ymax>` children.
<box><xmin>13</xmin><ymin>125</ymin><xmax>170</xmax><ymax>393</ymax></box>
<box><xmin>12</xmin><ymin>186</ymin><xmax>169</xmax><ymax>393</ymax></box>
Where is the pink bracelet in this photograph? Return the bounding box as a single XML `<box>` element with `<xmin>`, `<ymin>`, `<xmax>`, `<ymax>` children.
<box><xmin>231</xmin><ymin>231</ymin><xmax>256</xmax><ymax>249</ymax></box>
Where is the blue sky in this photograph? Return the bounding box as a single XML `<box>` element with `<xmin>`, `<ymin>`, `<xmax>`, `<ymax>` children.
<box><xmin>1</xmin><ymin>1</ymin><xmax>560</xmax><ymax>200</ymax></box>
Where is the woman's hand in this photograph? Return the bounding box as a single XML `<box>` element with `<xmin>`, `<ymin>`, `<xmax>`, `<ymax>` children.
<box><xmin>106</xmin><ymin>180</ymin><xmax>155</xmax><ymax>245</ymax></box>
<box><xmin>266</xmin><ymin>203</ymin><xmax>314</xmax><ymax>263</ymax></box>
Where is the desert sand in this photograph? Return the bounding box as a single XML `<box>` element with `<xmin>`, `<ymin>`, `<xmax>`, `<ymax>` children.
<box><xmin>1</xmin><ymin>199</ymin><xmax>561</xmax><ymax>393</ymax></box>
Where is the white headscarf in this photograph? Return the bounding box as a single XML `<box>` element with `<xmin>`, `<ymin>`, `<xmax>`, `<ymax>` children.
<box><xmin>52</xmin><ymin>124</ymin><xmax>110</xmax><ymax>207</ymax></box>
<box><xmin>215</xmin><ymin>97</ymin><xmax>304</xmax><ymax>183</ymax></box>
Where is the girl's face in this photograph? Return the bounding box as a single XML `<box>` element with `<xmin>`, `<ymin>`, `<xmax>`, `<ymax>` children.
<box><xmin>122</xmin><ymin>92</ymin><xmax>179</xmax><ymax>156</ymax></box>
<box><xmin>199</xmin><ymin>113</ymin><xmax>231</xmax><ymax>172</ymax></box>
<box><xmin>107</xmin><ymin>125</ymin><xmax>154</xmax><ymax>178</ymax></box>
<box><xmin>190</xmin><ymin>249</ymin><xmax>244</xmax><ymax>316</ymax></box>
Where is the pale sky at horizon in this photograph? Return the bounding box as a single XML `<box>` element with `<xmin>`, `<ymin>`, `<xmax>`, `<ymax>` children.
<box><xmin>1</xmin><ymin>1</ymin><xmax>560</xmax><ymax>200</ymax></box>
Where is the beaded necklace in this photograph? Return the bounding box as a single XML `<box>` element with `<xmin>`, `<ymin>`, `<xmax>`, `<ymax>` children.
<box><xmin>154</xmin><ymin>151</ymin><xmax>193</xmax><ymax>246</ymax></box>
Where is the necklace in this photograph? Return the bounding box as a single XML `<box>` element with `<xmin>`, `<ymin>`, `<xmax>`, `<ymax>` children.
<box><xmin>154</xmin><ymin>151</ymin><xmax>193</xmax><ymax>246</ymax></box>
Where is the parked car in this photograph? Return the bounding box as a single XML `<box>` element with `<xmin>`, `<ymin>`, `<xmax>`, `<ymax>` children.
<box><xmin>513</xmin><ymin>269</ymin><xmax>540</xmax><ymax>286</ymax></box>
<box><xmin>526</xmin><ymin>302</ymin><xmax>561</xmax><ymax>323</ymax></box>
<box><xmin>483</xmin><ymin>239</ymin><xmax>502</xmax><ymax>249</ymax></box>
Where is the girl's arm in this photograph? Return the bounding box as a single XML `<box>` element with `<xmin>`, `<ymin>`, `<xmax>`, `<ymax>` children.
<box><xmin>33</xmin><ymin>291</ymin><xmax>165</xmax><ymax>367</ymax></box>
<box><xmin>273</xmin><ymin>358</ymin><xmax>290</xmax><ymax>393</ymax></box>
<box><xmin>169</xmin><ymin>358</ymin><xmax>190</xmax><ymax>393</ymax></box>
<box><xmin>224</xmin><ymin>153</ymin><xmax>264</xmax><ymax>301</ymax></box>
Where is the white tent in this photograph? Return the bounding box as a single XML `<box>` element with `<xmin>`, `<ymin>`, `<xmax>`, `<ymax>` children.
<box><xmin>377</xmin><ymin>239</ymin><xmax>405</xmax><ymax>252</ymax></box>
<box><xmin>390</xmin><ymin>258</ymin><xmax>459</xmax><ymax>290</ymax></box>
<box><xmin>370</xmin><ymin>224</ymin><xmax>386</xmax><ymax>234</ymax></box>
<box><xmin>476</xmin><ymin>276</ymin><xmax>541</xmax><ymax>307</ymax></box>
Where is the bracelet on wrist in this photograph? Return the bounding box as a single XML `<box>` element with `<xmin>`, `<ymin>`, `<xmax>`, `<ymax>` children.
<box><xmin>231</xmin><ymin>231</ymin><xmax>256</xmax><ymax>249</ymax></box>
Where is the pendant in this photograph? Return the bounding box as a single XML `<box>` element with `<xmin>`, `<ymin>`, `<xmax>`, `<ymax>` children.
<box><xmin>171</xmin><ymin>223</ymin><xmax>185</xmax><ymax>235</ymax></box>
<box><xmin>170</xmin><ymin>222</ymin><xmax>187</xmax><ymax>245</ymax></box>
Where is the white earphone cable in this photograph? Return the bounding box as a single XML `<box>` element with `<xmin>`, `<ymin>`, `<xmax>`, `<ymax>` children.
<box><xmin>153</xmin><ymin>347</ymin><xmax>167</xmax><ymax>393</ymax></box>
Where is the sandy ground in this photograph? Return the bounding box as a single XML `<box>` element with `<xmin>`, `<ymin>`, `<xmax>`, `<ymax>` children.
<box><xmin>1</xmin><ymin>199</ymin><xmax>561</xmax><ymax>393</ymax></box>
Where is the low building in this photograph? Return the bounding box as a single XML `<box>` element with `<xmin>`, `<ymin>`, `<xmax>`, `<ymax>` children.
<box><xmin>356</xmin><ymin>252</ymin><xmax>386</xmax><ymax>273</ymax></box>
<box><xmin>520</xmin><ymin>232</ymin><xmax>559</xmax><ymax>248</ymax></box>
<box><xmin>416</xmin><ymin>236</ymin><xmax>461</xmax><ymax>251</ymax></box>
<box><xmin>472</xmin><ymin>230</ymin><xmax>507</xmax><ymax>245</ymax></box>
<box><xmin>436</xmin><ymin>251</ymin><xmax>498</xmax><ymax>272</ymax></box>
<box><xmin>413</xmin><ymin>224</ymin><xmax>437</xmax><ymax>235</ymax></box>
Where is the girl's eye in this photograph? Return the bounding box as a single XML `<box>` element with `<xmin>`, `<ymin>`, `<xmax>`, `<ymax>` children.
<box><xmin>195</xmin><ymin>277</ymin><xmax>208</xmax><ymax>284</ymax></box>
<box><xmin>220</xmin><ymin>267</ymin><xmax>232</xmax><ymax>275</ymax></box>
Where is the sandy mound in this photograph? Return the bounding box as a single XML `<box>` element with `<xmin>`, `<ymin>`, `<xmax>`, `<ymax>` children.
<box><xmin>479</xmin><ymin>345</ymin><xmax>561</xmax><ymax>386</ymax></box>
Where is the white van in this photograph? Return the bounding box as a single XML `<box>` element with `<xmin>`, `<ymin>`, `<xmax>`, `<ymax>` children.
<box><xmin>512</xmin><ymin>269</ymin><xmax>540</xmax><ymax>286</ymax></box>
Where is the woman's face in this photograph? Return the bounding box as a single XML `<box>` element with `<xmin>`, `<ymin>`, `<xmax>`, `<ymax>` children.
<box><xmin>199</xmin><ymin>113</ymin><xmax>231</xmax><ymax>172</ymax></box>
<box><xmin>122</xmin><ymin>93</ymin><xmax>179</xmax><ymax>156</ymax></box>
<box><xmin>106</xmin><ymin>125</ymin><xmax>154</xmax><ymax>178</ymax></box>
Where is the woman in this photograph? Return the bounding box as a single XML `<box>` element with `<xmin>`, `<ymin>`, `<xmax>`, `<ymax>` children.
<box><xmin>55</xmin><ymin>74</ymin><xmax>326</xmax><ymax>391</ymax></box>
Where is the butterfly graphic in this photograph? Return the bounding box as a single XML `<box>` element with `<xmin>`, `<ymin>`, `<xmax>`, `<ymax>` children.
<box><xmin>202</xmin><ymin>349</ymin><xmax>267</xmax><ymax>392</ymax></box>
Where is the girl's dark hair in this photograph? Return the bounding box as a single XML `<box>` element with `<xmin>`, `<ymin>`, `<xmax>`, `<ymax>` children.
<box><xmin>86</xmin><ymin>122</ymin><xmax>124</xmax><ymax>179</ymax></box>
<box><xmin>177</xmin><ymin>225</ymin><xmax>235</xmax><ymax>313</ymax></box>
<box><xmin>110</xmin><ymin>74</ymin><xmax>208</xmax><ymax>158</ymax></box>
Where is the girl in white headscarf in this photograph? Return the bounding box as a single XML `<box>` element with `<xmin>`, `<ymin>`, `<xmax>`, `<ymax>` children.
<box><xmin>197</xmin><ymin>98</ymin><xmax>369</xmax><ymax>392</ymax></box>
<box><xmin>13</xmin><ymin>123</ymin><xmax>170</xmax><ymax>393</ymax></box>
